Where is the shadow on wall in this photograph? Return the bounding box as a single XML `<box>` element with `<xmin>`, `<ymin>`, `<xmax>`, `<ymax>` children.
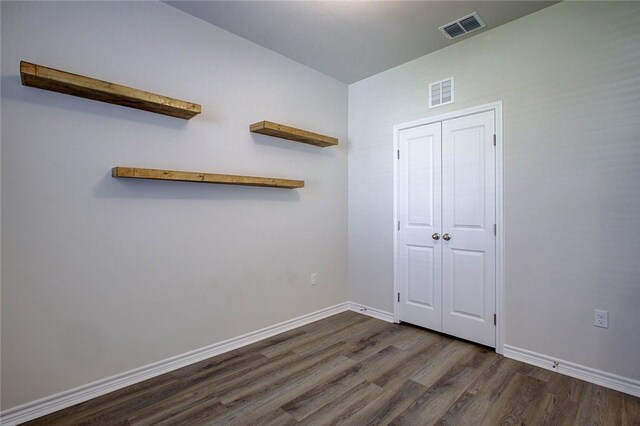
<box><xmin>250</xmin><ymin>133</ymin><xmax>339</xmax><ymax>158</ymax></box>
<box><xmin>1</xmin><ymin>74</ymin><xmax>197</xmax><ymax>129</ymax></box>
<box><xmin>94</xmin><ymin>171</ymin><xmax>303</xmax><ymax>201</ymax></box>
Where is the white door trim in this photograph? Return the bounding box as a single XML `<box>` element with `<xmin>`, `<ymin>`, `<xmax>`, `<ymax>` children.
<box><xmin>392</xmin><ymin>101</ymin><xmax>505</xmax><ymax>354</ymax></box>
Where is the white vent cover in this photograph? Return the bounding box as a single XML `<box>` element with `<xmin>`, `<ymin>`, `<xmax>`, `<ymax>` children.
<box><xmin>429</xmin><ymin>77</ymin><xmax>454</xmax><ymax>108</ymax></box>
<box><xmin>439</xmin><ymin>13</ymin><xmax>485</xmax><ymax>40</ymax></box>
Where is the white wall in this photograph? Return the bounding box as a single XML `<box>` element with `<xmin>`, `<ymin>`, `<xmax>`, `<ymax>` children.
<box><xmin>1</xmin><ymin>1</ymin><xmax>347</xmax><ymax>409</ymax></box>
<box><xmin>349</xmin><ymin>2</ymin><xmax>640</xmax><ymax>381</ymax></box>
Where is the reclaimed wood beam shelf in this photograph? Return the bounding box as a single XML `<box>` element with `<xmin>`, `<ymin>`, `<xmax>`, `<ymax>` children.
<box><xmin>112</xmin><ymin>167</ymin><xmax>304</xmax><ymax>189</ymax></box>
<box><xmin>20</xmin><ymin>61</ymin><xmax>201</xmax><ymax>119</ymax></box>
<box><xmin>250</xmin><ymin>121</ymin><xmax>338</xmax><ymax>147</ymax></box>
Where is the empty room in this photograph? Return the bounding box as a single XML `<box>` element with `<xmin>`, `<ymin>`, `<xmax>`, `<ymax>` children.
<box><xmin>1</xmin><ymin>1</ymin><xmax>639</xmax><ymax>424</ymax></box>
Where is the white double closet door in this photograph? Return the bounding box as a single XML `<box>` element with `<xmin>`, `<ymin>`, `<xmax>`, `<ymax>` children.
<box><xmin>398</xmin><ymin>110</ymin><xmax>496</xmax><ymax>347</ymax></box>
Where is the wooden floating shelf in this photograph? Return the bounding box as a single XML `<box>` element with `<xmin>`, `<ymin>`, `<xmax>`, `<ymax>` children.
<box><xmin>250</xmin><ymin>121</ymin><xmax>338</xmax><ymax>147</ymax></box>
<box><xmin>112</xmin><ymin>167</ymin><xmax>304</xmax><ymax>189</ymax></box>
<box><xmin>20</xmin><ymin>61</ymin><xmax>201</xmax><ymax>119</ymax></box>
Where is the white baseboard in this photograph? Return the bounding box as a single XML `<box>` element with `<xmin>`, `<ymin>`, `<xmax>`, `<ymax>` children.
<box><xmin>0</xmin><ymin>302</ymin><xmax>350</xmax><ymax>426</ymax></box>
<box><xmin>503</xmin><ymin>344</ymin><xmax>640</xmax><ymax>397</ymax></box>
<box><xmin>348</xmin><ymin>302</ymin><xmax>395</xmax><ymax>323</ymax></box>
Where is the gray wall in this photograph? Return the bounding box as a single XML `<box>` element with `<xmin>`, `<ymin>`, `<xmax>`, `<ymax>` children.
<box><xmin>1</xmin><ymin>1</ymin><xmax>348</xmax><ymax>409</ymax></box>
<box><xmin>349</xmin><ymin>2</ymin><xmax>640</xmax><ymax>381</ymax></box>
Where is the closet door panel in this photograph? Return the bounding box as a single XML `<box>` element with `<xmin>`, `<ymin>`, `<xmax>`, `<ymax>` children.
<box><xmin>441</xmin><ymin>111</ymin><xmax>496</xmax><ymax>347</ymax></box>
<box><xmin>398</xmin><ymin>123</ymin><xmax>442</xmax><ymax>330</ymax></box>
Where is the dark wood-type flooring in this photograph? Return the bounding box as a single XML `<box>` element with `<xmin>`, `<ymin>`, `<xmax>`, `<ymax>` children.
<box><xmin>25</xmin><ymin>311</ymin><xmax>640</xmax><ymax>425</ymax></box>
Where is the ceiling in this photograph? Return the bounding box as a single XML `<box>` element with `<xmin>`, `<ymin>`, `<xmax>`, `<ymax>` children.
<box><xmin>165</xmin><ymin>1</ymin><xmax>558</xmax><ymax>84</ymax></box>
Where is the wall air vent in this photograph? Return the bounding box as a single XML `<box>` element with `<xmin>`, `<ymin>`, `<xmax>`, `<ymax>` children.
<box><xmin>429</xmin><ymin>77</ymin><xmax>454</xmax><ymax>108</ymax></box>
<box><xmin>439</xmin><ymin>13</ymin><xmax>485</xmax><ymax>40</ymax></box>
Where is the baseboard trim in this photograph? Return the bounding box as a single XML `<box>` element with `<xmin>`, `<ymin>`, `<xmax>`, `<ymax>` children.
<box><xmin>348</xmin><ymin>302</ymin><xmax>395</xmax><ymax>323</ymax></box>
<box><xmin>503</xmin><ymin>344</ymin><xmax>640</xmax><ymax>397</ymax></box>
<box><xmin>0</xmin><ymin>302</ymin><xmax>350</xmax><ymax>426</ymax></box>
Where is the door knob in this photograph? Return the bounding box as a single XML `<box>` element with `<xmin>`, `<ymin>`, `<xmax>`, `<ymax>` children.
<box><xmin>432</xmin><ymin>233</ymin><xmax>440</xmax><ymax>240</ymax></box>
<box><xmin>442</xmin><ymin>233</ymin><xmax>452</xmax><ymax>241</ymax></box>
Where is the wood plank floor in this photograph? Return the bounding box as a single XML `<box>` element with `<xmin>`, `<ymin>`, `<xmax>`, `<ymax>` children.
<box><xmin>25</xmin><ymin>311</ymin><xmax>640</xmax><ymax>425</ymax></box>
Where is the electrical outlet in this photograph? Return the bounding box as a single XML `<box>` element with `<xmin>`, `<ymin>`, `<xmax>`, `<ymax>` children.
<box><xmin>311</xmin><ymin>273</ymin><xmax>317</xmax><ymax>286</ymax></box>
<box><xmin>594</xmin><ymin>309</ymin><xmax>608</xmax><ymax>328</ymax></box>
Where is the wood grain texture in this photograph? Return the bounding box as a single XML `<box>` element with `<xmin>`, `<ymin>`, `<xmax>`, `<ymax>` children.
<box><xmin>250</xmin><ymin>121</ymin><xmax>338</xmax><ymax>147</ymax></box>
<box><xmin>112</xmin><ymin>167</ymin><xmax>304</xmax><ymax>189</ymax></box>
<box><xmin>20</xmin><ymin>61</ymin><xmax>201</xmax><ymax>119</ymax></box>
<box><xmin>24</xmin><ymin>311</ymin><xmax>640</xmax><ymax>425</ymax></box>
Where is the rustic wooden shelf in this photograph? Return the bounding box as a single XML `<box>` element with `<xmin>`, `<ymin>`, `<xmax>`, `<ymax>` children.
<box><xmin>112</xmin><ymin>167</ymin><xmax>304</xmax><ymax>189</ymax></box>
<box><xmin>250</xmin><ymin>121</ymin><xmax>338</xmax><ymax>147</ymax></box>
<box><xmin>20</xmin><ymin>61</ymin><xmax>201</xmax><ymax>119</ymax></box>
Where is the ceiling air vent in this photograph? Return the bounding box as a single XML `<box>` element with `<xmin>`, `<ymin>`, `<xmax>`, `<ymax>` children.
<box><xmin>429</xmin><ymin>77</ymin><xmax>454</xmax><ymax>108</ymax></box>
<box><xmin>439</xmin><ymin>13</ymin><xmax>485</xmax><ymax>40</ymax></box>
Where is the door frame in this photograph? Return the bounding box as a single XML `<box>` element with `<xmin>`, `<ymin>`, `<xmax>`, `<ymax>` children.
<box><xmin>392</xmin><ymin>101</ymin><xmax>505</xmax><ymax>354</ymax></box>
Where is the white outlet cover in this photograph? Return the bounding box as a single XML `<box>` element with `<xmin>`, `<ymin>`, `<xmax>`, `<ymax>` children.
<box><xmin>594</xmin><ymin>309</ymin><xmax>608</xmax><ymax>328</ymax></box>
